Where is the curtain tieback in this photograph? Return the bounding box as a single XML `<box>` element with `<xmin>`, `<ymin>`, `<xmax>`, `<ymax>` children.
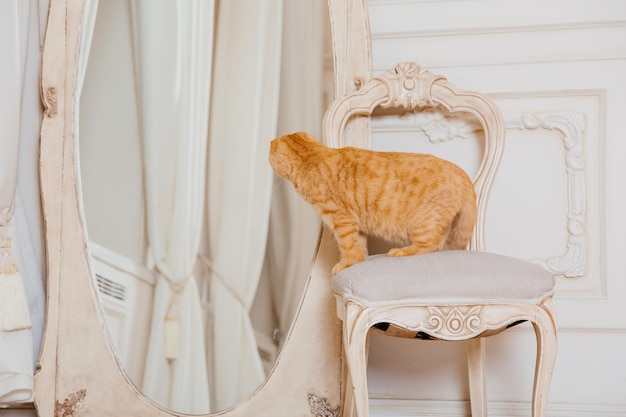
<box><xmin>0</xmin><ymin>217</ymin><xmax>32</xmax><ymax>332</ymax></box>
<box><xmin>152</xmin><ymin>265</ymin><xmax>189</xmax><ymax>362</ymax></box>
<box><xmin>197</xmin><ymin>254</ymin><xmax>247</xmax><ymax>309</ymax></box>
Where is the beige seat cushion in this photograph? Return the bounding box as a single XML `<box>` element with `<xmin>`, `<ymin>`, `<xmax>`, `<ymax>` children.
<box><xmin>332</xmin><ymin>250</ymin><xmax>555</xmax><ymax>306</ymax></box>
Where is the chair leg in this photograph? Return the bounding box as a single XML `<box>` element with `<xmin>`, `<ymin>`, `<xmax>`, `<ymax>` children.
<box><xmin>531</xmin><ymin>300</ymin><xmax>558</xmax><ymax>417</ymax></box>
<box><xmin>341</xmin><ymin>330</ymin><xmax>371</xmax><ymax>417</ymax></box>
<box><xmin>467</xmin><ymin>337</ymin><xmax>487</xmax><ymax>417</ymax></box>
<box><xmin>343</xmin><ymin>303</ymin><xmax>370</xmax><ymax>417</ymax></box>
<box><xmin>342</xmin><ymin>362</ymin><xmax>357</xmax><ymax>417</ymax></box>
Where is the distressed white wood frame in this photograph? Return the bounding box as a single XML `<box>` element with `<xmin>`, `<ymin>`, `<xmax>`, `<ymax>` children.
<box><xmin>35</xmin><ymin>0</ymin><xmax>368</xmax><ymax>416</ymax></box>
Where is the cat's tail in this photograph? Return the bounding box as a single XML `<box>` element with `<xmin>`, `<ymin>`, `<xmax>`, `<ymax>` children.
<box><xmin>445</xmin><ymin>194</ymin><xmax>477</xmax><ymax>250</ymax></box>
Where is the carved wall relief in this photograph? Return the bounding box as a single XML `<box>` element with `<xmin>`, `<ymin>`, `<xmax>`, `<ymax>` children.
<box><xmin>506</xmin><ymin>111</ymin><xmax>587</xmax><ymax>278</ymax></box>
<box><xmin>383</xmin><ymin>107</ymin><xmax>588</xmax><ymax>279</ymax></box>
<box><xmin>400</xmin><ymin>108</ymin><xmax>481</xmax><ymax>143</ymax></box>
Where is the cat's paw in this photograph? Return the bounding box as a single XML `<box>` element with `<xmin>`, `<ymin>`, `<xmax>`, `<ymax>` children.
<box><xmin>388</xmin><ymin>247</ymin><xmax>423</xmax><ymax>257</ymax></box>
<box><xmin>388</xmin><ymin>248</ymin><xmax>409</xmax><ymax>257</ymax></box>
<box><xmin>332</xmin><ymin>262</ymin><xmax>351</xmax><ymax>275</ymax></box>
<box><xmin>388</xmin><ymin>245</ymin><xmax>436</xmax><ymax>257</ymax></box>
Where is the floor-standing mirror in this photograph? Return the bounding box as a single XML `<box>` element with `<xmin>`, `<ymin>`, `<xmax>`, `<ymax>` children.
<box><xmin>34</xmin><ymin>0</ymin><xmax>370</xmax><ymax>415</ymax></box>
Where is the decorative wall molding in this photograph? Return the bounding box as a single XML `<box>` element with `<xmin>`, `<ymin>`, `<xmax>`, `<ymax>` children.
<box><xmin>375</xmin><ymin>108</ymin><xmax>588</xmax><ymax>279</ymax></box>
<box><xmin>369</xmin><ymin>398</ymin><xmax>626</xmax><ymax>417</ymax></box>
<box><xmin>505</xmin><ymin>111</ymin><xmax>587</xmax><ymax>278</ymax></box>
<box><xmin>400</xmin><ymin>108</ymin><xmax>480</xmax><ymax>143</ymax></box>
<box><xmin>370</xmin><ymin>21</ymin><xmax>626</xmax><ymax>41</ymax></box>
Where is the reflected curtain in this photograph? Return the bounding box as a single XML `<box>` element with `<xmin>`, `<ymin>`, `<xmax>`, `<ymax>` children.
<box><xmin>76</xmin><ymin>0</ymin><xmax>99</xmax><ymax>94</ymax></box>
<box><xmin>264</xmin><ymin>0</ymin><xmax>328</xmax><ymax>344</ymax></box>
<box><xmin>0</xmin><ymin>0</ymin><xmax>47</xmax><ymax>405</ymax></box>
<box><xmin>130</xmin><ymin>0</ymin><xmax>214</xmax><ymax>413</ymax></box>
<box><xmin>206</xmin><ymin>0</ymin><xmax>284</xmax><ymax>410</ymax></box>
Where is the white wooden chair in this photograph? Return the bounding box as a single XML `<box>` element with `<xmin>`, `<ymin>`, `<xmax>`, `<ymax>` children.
<box><xmin>323</xmin><ymin>62</ymin><xmax>558</xmax><ymax>417</ymax></box>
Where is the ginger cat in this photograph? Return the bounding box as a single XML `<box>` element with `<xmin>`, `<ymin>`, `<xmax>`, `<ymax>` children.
<box><xmin>269</xmin><ymin>132</ymin><xmax>477</xmax><ymax>274</ymax></box>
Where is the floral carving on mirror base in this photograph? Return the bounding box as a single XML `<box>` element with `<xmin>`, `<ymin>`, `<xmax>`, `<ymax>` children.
<box><xmin>308</xmin><ymin>394</ymin><xmax>340</xmax><ymax>417</ymax></box>
<box><xmin>55</xmin><ymin>389</ymin><xmax>86</xmax><ymax>417</ymax></box>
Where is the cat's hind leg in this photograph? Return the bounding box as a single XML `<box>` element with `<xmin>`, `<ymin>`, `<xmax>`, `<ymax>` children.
<box><xmin>444</xmin><ymin>198</ymin><xmax>477</xmax><ymax>250</ymax></box>
<box><xmin>388</xmin><ymin>221</ymin><xmax>450</xmax><ymax>257</ymax></box>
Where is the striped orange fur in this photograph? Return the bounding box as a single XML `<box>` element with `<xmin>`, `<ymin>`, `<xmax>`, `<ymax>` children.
<box><xmin>269</xmin><ymin>132</ymin><xmax>477</xmax><ymax>274</ymax></box>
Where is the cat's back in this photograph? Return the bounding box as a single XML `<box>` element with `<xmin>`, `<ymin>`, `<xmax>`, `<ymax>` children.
<box><xmin>336</xmin><ymin>146</ymin><xmax>470</xmax><ymax>186</ymax></box>
<box><xmin>330</xmin><ymin>147</ymin><xmax>474</xmax><ymax>221</ymax></box>
<box><xmin>331</xmin><ymin>147</ymin><xmax>475</xmax><ymax>242</ymax></box>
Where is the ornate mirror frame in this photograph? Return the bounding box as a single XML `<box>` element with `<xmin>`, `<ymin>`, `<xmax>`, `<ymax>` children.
<box><xmin>34</xmin><ymin>0</ymin><xmax>373</xmax><ymax>415</ymax></box>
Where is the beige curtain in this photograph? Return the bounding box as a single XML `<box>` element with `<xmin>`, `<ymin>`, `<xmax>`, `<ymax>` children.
<box><xmin>205</xmin><ymin>0</ymin><xmax>284</xmax><ymax>410</ymax></box>
<box><xmin>264</xmin><ymin>0</ymin><xmax>328</xmax><ymax>343</ymax></box>
<box><xmin>131</xmin><ymin>0</ymin><xmax>214</xmax><ymax>413</ymax></box>
<box><xmin>0</xmin><ymin>0</ymin><xmax>48</xmax><ymax>405</ymax></box>
<box><xmin>0</xmin><ymin>0</ymin><xmax>31</xmax><ymax>403</ymax></box>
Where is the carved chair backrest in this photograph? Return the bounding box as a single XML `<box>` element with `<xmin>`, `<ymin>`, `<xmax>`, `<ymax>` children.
<box><xmin>321</xmin><ymin>62</ymin><xmax>506</xmax><ymax>251</ymax></box>
<box><xmin>327</xmin><ymin>0</ymin><xmax>372</xmax><ymax>155</ymax></box>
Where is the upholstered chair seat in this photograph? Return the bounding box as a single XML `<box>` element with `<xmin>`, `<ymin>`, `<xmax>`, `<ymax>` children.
<box><xmin>333</xmin><ymin>251</ymin><xmax>555</xmax><ymax>306</ymax></box>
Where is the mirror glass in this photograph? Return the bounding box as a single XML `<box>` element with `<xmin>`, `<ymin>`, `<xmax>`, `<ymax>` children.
<box><xmin>77</xmin><ymin>0</ymin><xmax>331</xmax><ymax>414</ymax></box>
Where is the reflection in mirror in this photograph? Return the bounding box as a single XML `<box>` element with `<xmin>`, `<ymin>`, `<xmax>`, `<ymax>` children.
<box><xmin>78</xmin><ymin>0</ymin><xmax>330</xmax><ymax>414</ymax></box>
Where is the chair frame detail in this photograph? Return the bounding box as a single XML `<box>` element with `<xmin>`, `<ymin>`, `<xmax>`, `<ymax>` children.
<box><xmin>323</xmin><ymin>62</ymin><xmax>558</xmax><ymax>417</ymax></box>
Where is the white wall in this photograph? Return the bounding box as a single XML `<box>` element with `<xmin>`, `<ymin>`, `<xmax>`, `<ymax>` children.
<box><xmin>79</xmin><ymin>0</ymin><xmax>146</xmax><ymax>264</ymax></box>
<box><xmin>365</xmin><ymin>0</ymin><xmax>626</xmax><ymax>415</ymax></box>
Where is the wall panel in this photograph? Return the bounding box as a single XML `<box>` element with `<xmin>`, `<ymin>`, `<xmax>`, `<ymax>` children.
<box><xmin>365</xmin><ymin>0</ymin><xmax>626</xmax><ymax>410</ymax></box>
